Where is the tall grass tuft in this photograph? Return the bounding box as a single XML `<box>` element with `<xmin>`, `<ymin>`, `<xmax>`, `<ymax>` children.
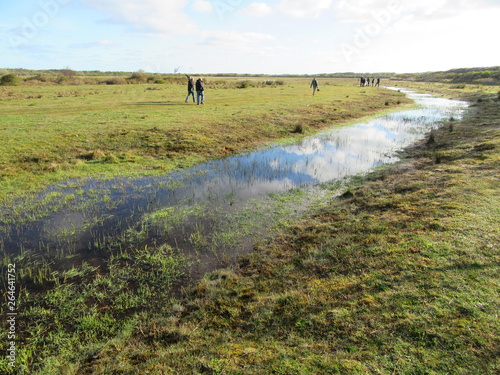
<box><xmin>426</xmin><ymin>130</ymin><xmax>436</xmax><ymax>146</ymax></box>
<box><xmin>292</xmin><ymin>123</ymin><xmax>306</xmax><ymax>134</ymax></box>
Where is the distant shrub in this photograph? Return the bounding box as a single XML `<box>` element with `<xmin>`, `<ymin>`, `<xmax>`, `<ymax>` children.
<box><xmin>29</xmin><ymin>73</ymin><xmax>49</xmax><ymax>82</ymax></box>
<box><xmin>0</xmin><ymin>74</ymin><xmax>21</xmax><ymax>86</ymax></box>
<box><xmin>104</xmin><ymin>77</ymin><xmax>127</xmax><ymax>85</ymax></box>
<box><xmin>275</xmin><ymin>80</ymin><xmax>285</xmax><ymax>85</ymax></box>
<box><xmin>236</xmin><ymin>81</ymin><xmax>250</xmax><ymax>89</ymax></box>
<box><xmin>61</xmin><ymin>67</ymin><xmax>76</xmax><ymax>79</ymax></box>
<box><xmin>128</xmin><ymin>70</ymin><xmax>147</xmax><ymax>83</ymax></box>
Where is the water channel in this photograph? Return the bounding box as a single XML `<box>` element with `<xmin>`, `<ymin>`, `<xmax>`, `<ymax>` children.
<box><xmin>0</xmin><ymin>89</ymin><xmax>468</xmax><ymax>277</ymax></box>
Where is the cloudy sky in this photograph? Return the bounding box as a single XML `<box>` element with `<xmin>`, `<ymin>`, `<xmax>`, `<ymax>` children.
<box><xmin>1</xmin><ymin>0</ymin><xmax>499</xmax><ymax>74</ymax></box>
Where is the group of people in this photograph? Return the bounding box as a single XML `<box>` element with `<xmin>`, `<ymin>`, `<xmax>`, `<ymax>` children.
<box><xmin>311</xmin><ymin>76</ymin><xmax>382</xmax><ymax>96</ymax></box>
<box><xmin>185</xmin><ymin>75</ymin><xmax>204</xmax><ymax>105</ymax></box>
<box><xmin>184</xmin><ymin>75</ymin><xmax>382</xmax><ymax>104</ymax></box>
<box><xmin>360</xmin><ymin>77</ymin><xmax>380</xmax><ymax>87</ymax></box>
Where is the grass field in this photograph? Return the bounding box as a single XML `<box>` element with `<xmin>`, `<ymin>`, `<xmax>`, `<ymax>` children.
<box><xmin>1</xmin><ymin>77</ymin><xmax>499</xmax><ymax>374</ymax></box>
<box><xmin>0</xmin><ymin>77</ymin><xmax>410</xmax><ymax>203</ymax></box>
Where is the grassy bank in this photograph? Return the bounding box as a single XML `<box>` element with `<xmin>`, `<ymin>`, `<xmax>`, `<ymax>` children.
<box><xmin>0</xmin><ymin>78</ymin><xmax>409</xmax><ymax>202</ymax></box>
<box><xmin>37</xmin><ymin>89</ymin><xmax>498</xmax><ymax>374</ymax></box>
<box><xmin>388</xmin><ymin>79</ymin><xmax>500</xmax><ymax>99</ymax></box>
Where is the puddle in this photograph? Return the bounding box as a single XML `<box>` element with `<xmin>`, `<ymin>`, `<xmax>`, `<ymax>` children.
<box><xmin>0</xmin><ymin>89</ymin><xmax>468</xmax><ymax>276</ymax></box>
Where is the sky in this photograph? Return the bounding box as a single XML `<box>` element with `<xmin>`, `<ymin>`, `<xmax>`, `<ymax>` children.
<box><xmin>1</xmin><ymin>0</ymin><xmax>499</xmax><ymax>75</ymax></box>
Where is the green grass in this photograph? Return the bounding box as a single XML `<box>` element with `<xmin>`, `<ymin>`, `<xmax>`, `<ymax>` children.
<box><xmin>0</xmin><ymin>78</ymin><xmax>410</xmax><ymax>202</ymax></box>
<box><xmin>388</xmin><ymin>79</ymin><xmax>500</xmax><ymax>99</ymax></box>
<box><xmin>26</xmin><ymin>86</ymin><xmax>497</xmax><ymax>374</ymax></box>
<box><xmin>1</xmin><ymin>80</ymin><xmax>499</xmax><ymax>374</ymax></box>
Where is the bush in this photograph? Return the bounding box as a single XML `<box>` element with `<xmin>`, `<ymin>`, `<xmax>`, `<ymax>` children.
<box><xmin>128</xmin><ymin>70</ymin><xmax>147</xmax><ymax>83</ymax></box>
<box><xmin>103</xmin><ymin>77</ymin><xmax>127</xmax><ymax>85</ymax></box>
<box><xmin>0</xmin><ymin>74</ymin><xmax>20</xmax><ymax>86</ymax></box>
<box><xmin>25</xmin><ymin>73</ymin><xmax>49</xmax><ymax>82</ymax></box>
<box><xmin>236</xmin><ymin>81</ymin><xmax>250</xmax><ymax>89</ymax></box>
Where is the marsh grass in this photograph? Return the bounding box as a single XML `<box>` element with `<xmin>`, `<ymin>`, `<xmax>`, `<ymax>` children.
<box><xmin>1</xmin><ymin>80</ymin><xmax>498</xmax><ymax>374</ymax></box>
<box><xmin>0</xmin><ymin>244</ymin><xmax>187</xmax><ymax>373</ymax></box>
<box><xmin>0</xmin><ymin>78</ymin><xmax>410</xmax><ymax>202</ymax></box>
<box><xmin>12</xmin><ymin>89</ymin><xmax>496</xmax><ymax>374</ymax></box>
<box><xmin>389</xmin><ymin>79</ymin><xmax>500</xmax><ymax>99</ymax></box>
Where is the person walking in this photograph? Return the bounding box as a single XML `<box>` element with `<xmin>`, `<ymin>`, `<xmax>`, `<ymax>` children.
<box><xmin>196</xmin><ymin>78</ymin><xmax>204</xmax><ymax>105</ymax></box>
<box><xmin>185</xmin><ymin>75</ymin><xmax>195</xmax><ymax>103</ymax></box>
<box><xmin>310</xmin><ymin>77</ymin><xmax>319</xmax><ymax>96</ymax></box>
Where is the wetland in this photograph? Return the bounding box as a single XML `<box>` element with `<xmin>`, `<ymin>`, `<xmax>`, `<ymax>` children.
<box><xmin>1</xmin><ymin>76</ymin><xmax>498</xmax><ymax>374</ymax></box>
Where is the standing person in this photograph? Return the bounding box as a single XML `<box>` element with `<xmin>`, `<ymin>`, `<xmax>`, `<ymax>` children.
<box><xmin>310</xmin><ymin>77</ymin><xmax>319</xmax><ymax>96</ymax></box>
<box><xmin>185</xmin><ymin>75</ymin><xmax>195</xmax><ymax>103</ymax></box>
<box><xmin>196</xmin><ymin>77</ymin><xmax>204</xmax><ymax>105</ymax></box>
<box><xmin>376</xmin><ymin>78</ymin><xmax>380</xmax><ymax>87</ymax></box>
<box><xmin>372</xmin><ymin>78</ymin><xmax>375</xmax><ymax>87</ymax></box>
<box><xmin>360</xmin><ymin>77</ymin><xmax>365</xmax><ymax>87</ymax></box>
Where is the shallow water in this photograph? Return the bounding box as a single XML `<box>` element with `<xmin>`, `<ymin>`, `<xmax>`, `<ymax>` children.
<box><xmin>0</xmin><ymin>89</ymin><xmax>468</xmax><ymax>274</ymax></box>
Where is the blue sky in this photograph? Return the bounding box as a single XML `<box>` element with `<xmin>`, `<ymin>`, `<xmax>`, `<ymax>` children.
<box><xmin>1</xmin><ymin>0</ymin><xmax>499</xmax><ymax>74</ymax></box>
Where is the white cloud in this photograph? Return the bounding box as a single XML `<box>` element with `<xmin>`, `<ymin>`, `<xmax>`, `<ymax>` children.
<box><xmin>192</xmin><ymin>0</ymin><xmax>214</xmax><ymax>13</ymax></box>
<box><xmin>277</xmin><ymin>0</ymin><xmax>333</xmax><ymax>18</ymax></box>
<box><xmin>239</xmin><ymin>2</ymin><xmax>273</xmax><ymax>17</ymax></box>
<box><xmin>333</xmin><ymin>0</ymin><xmax>492</xmax><ymax>23</ymax></box>
<box><xmin>83</xmin><ymin>0</ymin><xmax>196</xmax><ymax>34</ymax></box>
<box><xmin>200</xmin><ymin>30</ymin><xmax>276</xmax><ymax>47</ymax></box>
<box><xmin>69</xmin><ymin>40</ymin><xmax>116</xmax><ymax>48</ymax></box>
<box><xmin>334</xmin><ymin>3</ymin><xmax>500</xmax><ymax>73</ymax></box>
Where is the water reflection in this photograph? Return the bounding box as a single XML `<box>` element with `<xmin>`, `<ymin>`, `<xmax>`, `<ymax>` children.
<box><xmin>1</xmin><ymin>89</ymin><xmax>468</xmax><ymax>264</ymax></box>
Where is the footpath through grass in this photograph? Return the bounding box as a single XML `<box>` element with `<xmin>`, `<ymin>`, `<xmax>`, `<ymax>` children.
<box><xmin>52</xmin><ymin>89</ymin><xmax>498</xmax><ymax>374</ymax></box>
<box><xmin>0</xmin><ymin>78</ymin><xmax>409</xmax><ymax>202</ymax></box>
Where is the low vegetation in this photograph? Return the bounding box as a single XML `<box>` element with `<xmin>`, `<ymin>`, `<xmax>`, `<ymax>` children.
<box><xmin>59</xmin><ymin>86</ymin><xmax>497</xmax><ymax>374</ymax></box>
<box><xmin>396</xmin><ymin>66</ymin><xmax>500</xmax><ymax>84</ymax></box>
<box><xmin>0</xmin><ymin>73</ymin><xmax>498</xmax><ymax>373</ymax></box>
<box><xmin>0</xmin><ymin>77</ymin><xmax>410</xmax><ymax>202</ymax></box>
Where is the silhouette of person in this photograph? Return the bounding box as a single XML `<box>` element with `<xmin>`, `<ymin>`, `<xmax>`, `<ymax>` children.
<box><xmin>310</xmin><ymin>77</ymin><xmax>319</xmax><ymax>95</ymax></box>
<box><xmin>185</xmin><ymin>75</ymin><xmax>195</xmax><ymax>103</ymax></box>
<box><xmin>196</xmin><ymin>78</ymin><xmax>204</xmax><ymax>105</ymax></box>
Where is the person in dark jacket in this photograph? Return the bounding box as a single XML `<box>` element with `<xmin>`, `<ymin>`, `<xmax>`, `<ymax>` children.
<box><xmin>196</xmin><ymin>78</ymin><xmax>204</xmax><ymax>105</ymax></box>
<box><xmin>310</xmin><ymin>77</ymin><xmax>319</xmax><ymax>95</ymax></box>
<box><xmin>185</xmin><ymin>75</ymin><xmax>195</xmax><ymax>103</ymax></box>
